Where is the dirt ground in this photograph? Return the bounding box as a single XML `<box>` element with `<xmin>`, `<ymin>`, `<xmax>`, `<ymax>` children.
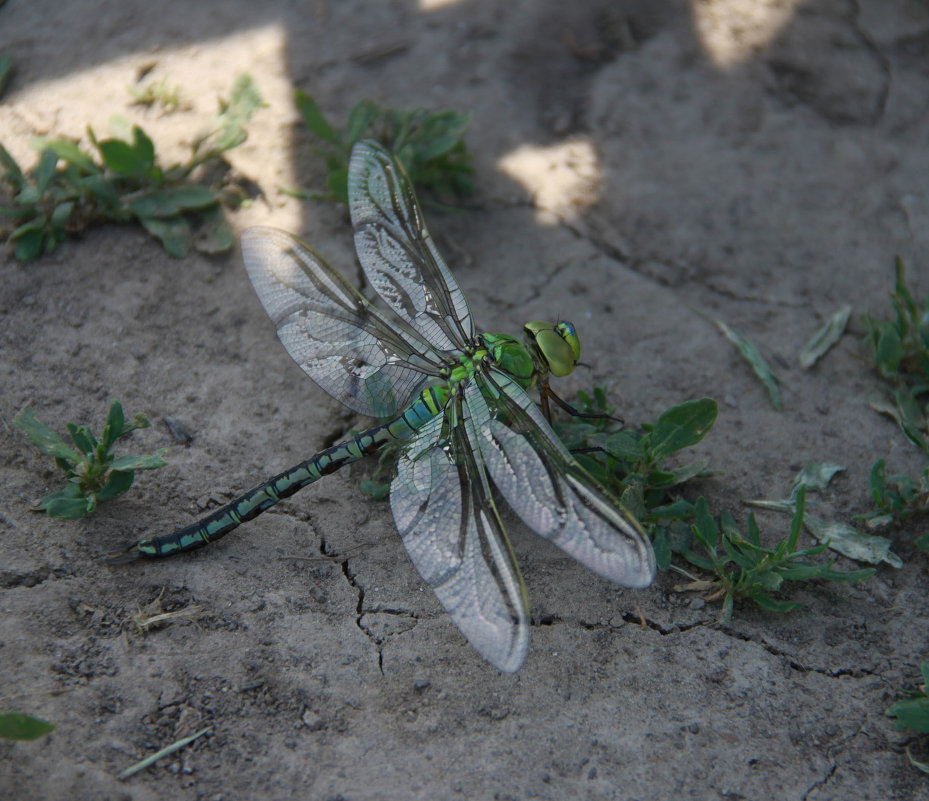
<box><xmin>2</xmin><ymin>0</ymin><xmax>928</xmax><ymax>798</ymax></box>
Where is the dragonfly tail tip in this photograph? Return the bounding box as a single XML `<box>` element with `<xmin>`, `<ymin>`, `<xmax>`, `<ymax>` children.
<box><xmin>105</xmin><ymin>543</ymin><xmax>143</xmax><ymax>566</ymax></box>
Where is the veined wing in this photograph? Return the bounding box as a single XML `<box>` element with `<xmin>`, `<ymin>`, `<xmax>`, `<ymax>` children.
<box><xmin>390</xmin><ymin>389</ymin><xmax>529</xmax><ymax>672</ymax></box>
<box><xmin>348</xmin><ymin>140</ymin><xmax>474</xmax><ymax>352</ymax></box>
<box><xmin>241</xmin><ymin>226</ymin><xmax>450</xmax><ymax>419</ymax></box>
<box><xmin>468</xmin><ymin>368</ymin><xmax>656</xmax><ymax>589</ymax></box>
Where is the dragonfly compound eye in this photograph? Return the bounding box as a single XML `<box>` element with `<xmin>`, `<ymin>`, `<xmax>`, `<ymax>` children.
<box><xmin>525</xmin><ymin>320</ymin><xmax>579</xmax><ymax>378</ymax></box>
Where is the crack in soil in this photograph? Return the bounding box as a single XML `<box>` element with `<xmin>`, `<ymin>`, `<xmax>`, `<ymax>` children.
<box><xmin>803</xmin><ymin>762</ymin><xmax>838</xmax><ymax>801</ymax></box>
<box><xmin>848</xmin><ymin>0</ymin><xmax>891</xmax><ymax>127</ymax></box>
<box><xmin>719</xmin><ymin>626</ymin><xmax>882</xmax><ymax>679</ymax></box>
<box><xmin>320</xmin><ymin>534</ymin><xmax>387</xmax><ymax>675</ymax></box>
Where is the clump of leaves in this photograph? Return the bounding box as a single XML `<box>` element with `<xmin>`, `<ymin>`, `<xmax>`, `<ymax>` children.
<box><xmin>863</xmin><ymin>257</ymin><xmax>929</xmax><ymax>454</ymax></box>
<box><xmin>679</xmin><ymin>486</ymin><xmax>875</xmax><ymax>623</ymax></box>
<box><xmin>553</xmin><ymin>389</ymin><xmax>718</xmax><ymax>569</ymax></box>
<box><xmin>749</xmin><ymin>462</ymin><xmax>903</xmax><ymax>568</ymax></box>
<box><xmin>13</xmin><ymin>400</ymin><xmax>167</xmax><ymax>520</ymax></box>
<box><xmin>887</xmin><ymin>662</ymin><xmax>929</xmax><ymax>774</ymax></box>
<box><xmin>865</xmin><ymin>458</ymin><xmax>929</xmax><ymax>536</ymax></box>
<box><xmin>129</xmin><ymin>75</ymin><xmax>186</xmax><ymax>113</ymax></box>
<box><xmin>0</xmin><ymin>73</ymin><xmax>262</xmax><ymax>261</ymax></box>
<box><xmin>0</xmin><ymin>713</ymin><xmax>54</xmax><ymax>741</ymax></box>
<box><xmin>295</xmin><ymin>90</ymin><xmax>473</xmax><ymax>203</ymax></box>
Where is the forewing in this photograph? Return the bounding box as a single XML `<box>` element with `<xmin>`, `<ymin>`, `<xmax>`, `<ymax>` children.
<box><xmin>241</xmin><ymin>226</ymin><xmax>445</xmax><ymax>418</ymax></box>
<box><xmin>349</xmin><ymin>140</ymin><xmax>474</xmax><ymax>352</ymax></box>
<box><xmin>390</xmin><ymin>397</ymin><xmax>529</xmax><ymax>672</ymax></box>
<box><xmin>471</xmin><ymin>370</ymin><xmax>656</xmax><ymax>589</ymax></box>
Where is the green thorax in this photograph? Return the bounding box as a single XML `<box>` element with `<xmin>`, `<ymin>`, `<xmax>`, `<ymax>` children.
<box><xmin>444</xmin><ymin>319</ymin><xmax>581</xmax><ymax>395</ymax></box>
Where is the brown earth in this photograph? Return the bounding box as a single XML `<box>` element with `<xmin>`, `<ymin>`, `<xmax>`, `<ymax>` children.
<box><xmin>1</xmin><ymin>1</ymin><xmax>928</xmax><ymax>799</ymax></box>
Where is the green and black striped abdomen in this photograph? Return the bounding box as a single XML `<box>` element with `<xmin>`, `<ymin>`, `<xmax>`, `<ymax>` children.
<box><xmin>111</xmin><ymin>386</ymin><xmax>446</xmax><ymax>562</ymax></box>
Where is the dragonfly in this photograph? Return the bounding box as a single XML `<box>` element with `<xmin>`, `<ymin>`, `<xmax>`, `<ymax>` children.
<box><xmin>111</xmin><ymin>139</ymin><xmax>655</xmax><ymax>672</ymax></box>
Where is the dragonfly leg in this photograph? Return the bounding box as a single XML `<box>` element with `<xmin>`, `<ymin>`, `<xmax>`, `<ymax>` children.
<box><xmin>540</xmin><ymin>383</ymin><xmax>624</xmax><ymax>426</ymax></box>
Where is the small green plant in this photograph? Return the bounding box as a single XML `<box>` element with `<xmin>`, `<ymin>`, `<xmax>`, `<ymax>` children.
<box><xmin>129</xmin><ymin>75</ymin><xmax>186</xmax><ymax>113</ymax></box>
<box><xmin>13</xmin><ymin>400</ymin><xmax>167</xmax><ymax>520</ymax></box>
<box><xmin>865</xmin><ymin>459</ymin><xmax>929</xmax><ymax>530</ymax></box>
<box><xmin>295</xmin><ymin>90</ymin><xmax>473</xmax><ymax>203</ymax></box>
<box><xmin>864</xmin><ymin>257</ymin><xmax>929</xmax><ymax>454</ymax></box>
<box><xmin>0</xmin><ymin>73</ymin><xmax>262</xmax><ymax>261</ymax></box>
<box><xmin>887</xmin><ymin>662</ymin><xmax>929</xmax><ymax>774</ymax></box>
<box><xmin>359</xmin><ymin>390</ymin><xmax>717</xmax><ymax>534</ymax></box>
<box><xmin>679</xmin><ymin>486</ymin><xmax>875</xmax><ymax>623</ymax></box>
<box><xmin>0</xmin><ymin>712</ymin><xmax>54</xmax><ymax>741</ymax></box>
<box><xmin>553</xmin><ymin>390</ymin><xmax>718</xmax><ymax>569</ymax></box>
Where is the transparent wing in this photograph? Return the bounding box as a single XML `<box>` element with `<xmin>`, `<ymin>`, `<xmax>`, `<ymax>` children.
<box><xmin>241</xmin><ymin>227</ymin><xmax>450</xmax><ymax>419</ymax></box>
<box><xmin>390</xmin><ymin>392</ymin><xmax>529</xmax><ymax>672</ymax></box>
<box><xmin>348</xmin><ymin>140</ymin><xmax>474</xmax><ymax>352</ymax></box>
<box><xmin>469</xmin><ymin>369</ymin><xmax>656</xmax><ymax>589</ymax></box>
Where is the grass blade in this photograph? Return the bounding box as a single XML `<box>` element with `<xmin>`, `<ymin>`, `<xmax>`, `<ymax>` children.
<box><xmin>799</xmin><ymin>305</ymin><xmax>851</xmax><ymax>368</ymax></box>
<box><xmin>702</xmin><ymin>313</ymin><xmax>782</xmax><ymax>410</ymax></box>
<box><xmin>119</xmin><ymin>725</ymin><xmax>212</xmax><ymax>779</ymax></box>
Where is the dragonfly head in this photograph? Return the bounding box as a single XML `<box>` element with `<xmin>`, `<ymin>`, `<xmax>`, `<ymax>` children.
<box><xmin>524</xmin><ymin>320</ymin><xmax>581</xmax><ymax>378</ymax></box>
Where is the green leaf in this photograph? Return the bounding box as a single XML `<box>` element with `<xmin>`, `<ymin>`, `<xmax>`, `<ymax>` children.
<box><xmin>646</xmin><ymin>499</ymin><xmax>696</xmax><ymax>521</ymax></box>
<box><xmin>875</xmin><ymin>322</ymin><xmax>903</xmax><ymax>377</ymax></box>
<box><xmin>97</xmin><ymin>137</ymin><xmax>148</xmax><ymax>177</ymax></box>
<box><xmin>790</xmin><ymin>462</ymin><xmax>845</xmax><ymax>496</ymax></box>
<box><xmin>139</xmin><ymin>214</ymin><xmax>192</xmax><ymax>258</ymax></box>
<box><xmin>12</xmin><ymin>226</ymin><xmax>45</xmax><ymax>261</ymax></box>
<box><xmin>916</xmin><ymin>532</ymin><xmax>929</xmax><ymax>553</ymax></box>
<box><xmin>803</xmin><ymin>513</ymin><xmax>902</xmax><ymax>567</ymax></box>
<box><xmin>894</xmin><ymin>386</ymin><xmax>928</xmax><ymax>453</ymax></box>
<box><xmin>13</xmin><ymin>408</ymin><xmax>81</xmax><ymax>462</ymax></box>
<box><xmin>205</xmin><ymin>74</ymin><xmax>263</xmax><ymax>155</ymax></box>
<box><xmin>81</xmin><ymin>173</ymin><xmax>121</xmax><ymax>209</ymax></box>
<box><xmin>66</xmin><ymin>423</ymin><xmax>96</xmax><ymax>456</ymax></box>
<box><xmin>786</xmin><ymin>484</ymin><xmax>806</xmax><ymax>551</ymax></box>
<box><xmin>34</xmin><ymin>148</ymin><xmax>59</xmax><ymax>194</ymax></box>
<box><xmin>691</xmin><ymin>496</ymin><xmax>718</xmax><ymax>555</ymax></box>
<box><xmin>599</xmin><ymin>431</ymin><xmax>642</xmax><ymax>461</ymax></box>
<box><xmin>31</xmin><ymin>137</ymin><xmax>97</xmax><ymax>174</ymax></box>
<box><xmin>110</xmin><ymin>452</ymin><xmax>168</xmax><ymax>471</ymax></box>
<box><xmin>129</xmin><ymin>184</ymin><xmax>218</xmax><ymax>218</ymax></box>
<box><xmin>906</xmin><ymin>747</ymin><xmax>929</xmax><ymax>775</ymax></box>
<box><xmin>647</xmin><ymin>398</ymin><xmax>718</xmax><ymax>462</ymax></box>
<box><xmin>0</xmin><ymin>713</ymin><xmax>54</xmax><ymax>741</ymax></box>
<box><xmin>720</xmin><ymin>593</ymin><xmax>734</xmax><ymax>624</ymax></box>
<box><xmin>751</xmin><ymin>594</ymin><xmax>802</xmax><ymax>614</ymax></box>
<box><xmin>888</xmin><ymin>696</ymin><xmax>929</xmax><ymax>734</ymax></box>
<box><xmin>132</xmin><ymin>125</ymin><xmax>155</xmax><ymax>171</ymax></box>
<box><xmin>40</xmin><ymin>494</ymin><xmax>93</xmax><ymax>519</ymax></box>
<box><xmin>326</xmin><ymin>167</ymin><xmax>349</xmax><ymax>204</ymax></box>
<box><xmin>708</xmin><ymin>316</ymin><xmax>782</xmax><ymax>410</ymax></box>
<box><xmin>50</xmin><ymin>201</ymin><xmax>74</xmax><ymax>229</ymax></box>
<box><xmin>102</xmin><ymin>400</ymin><xmax>126</xmax><ymax>449</ymax></box>
<box><xmin>193</xmin><ymin>205</ymin><xmax>235</xmax><ymax>254</ymax></box>
<box><xmin>664</xmin><ymin>458</ymin><xmax>711</xmax><ymax>487</ymax></box>
<box><xmin>96</xmin><ymin>470</ymin><xmax>135</xmax><ymax>501</ymax></box>
<box><xmin>295</xmin><ymin>89</ymin><xmax>339</xmax><ymax>143</ymax></box>
<box><xmin>799</xmin><ymin>305</ymin><xmax>851</xmax><ymax>368</ymax></box>
<box><xmin>814</xmin><ymin>566</ymin><xmax>876</xmax><ymax>583</ymax></box>
<box><xmin>0</xmin><ymin>143</ymin><xmax>25</xmax><ymax>185</ymax></box>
